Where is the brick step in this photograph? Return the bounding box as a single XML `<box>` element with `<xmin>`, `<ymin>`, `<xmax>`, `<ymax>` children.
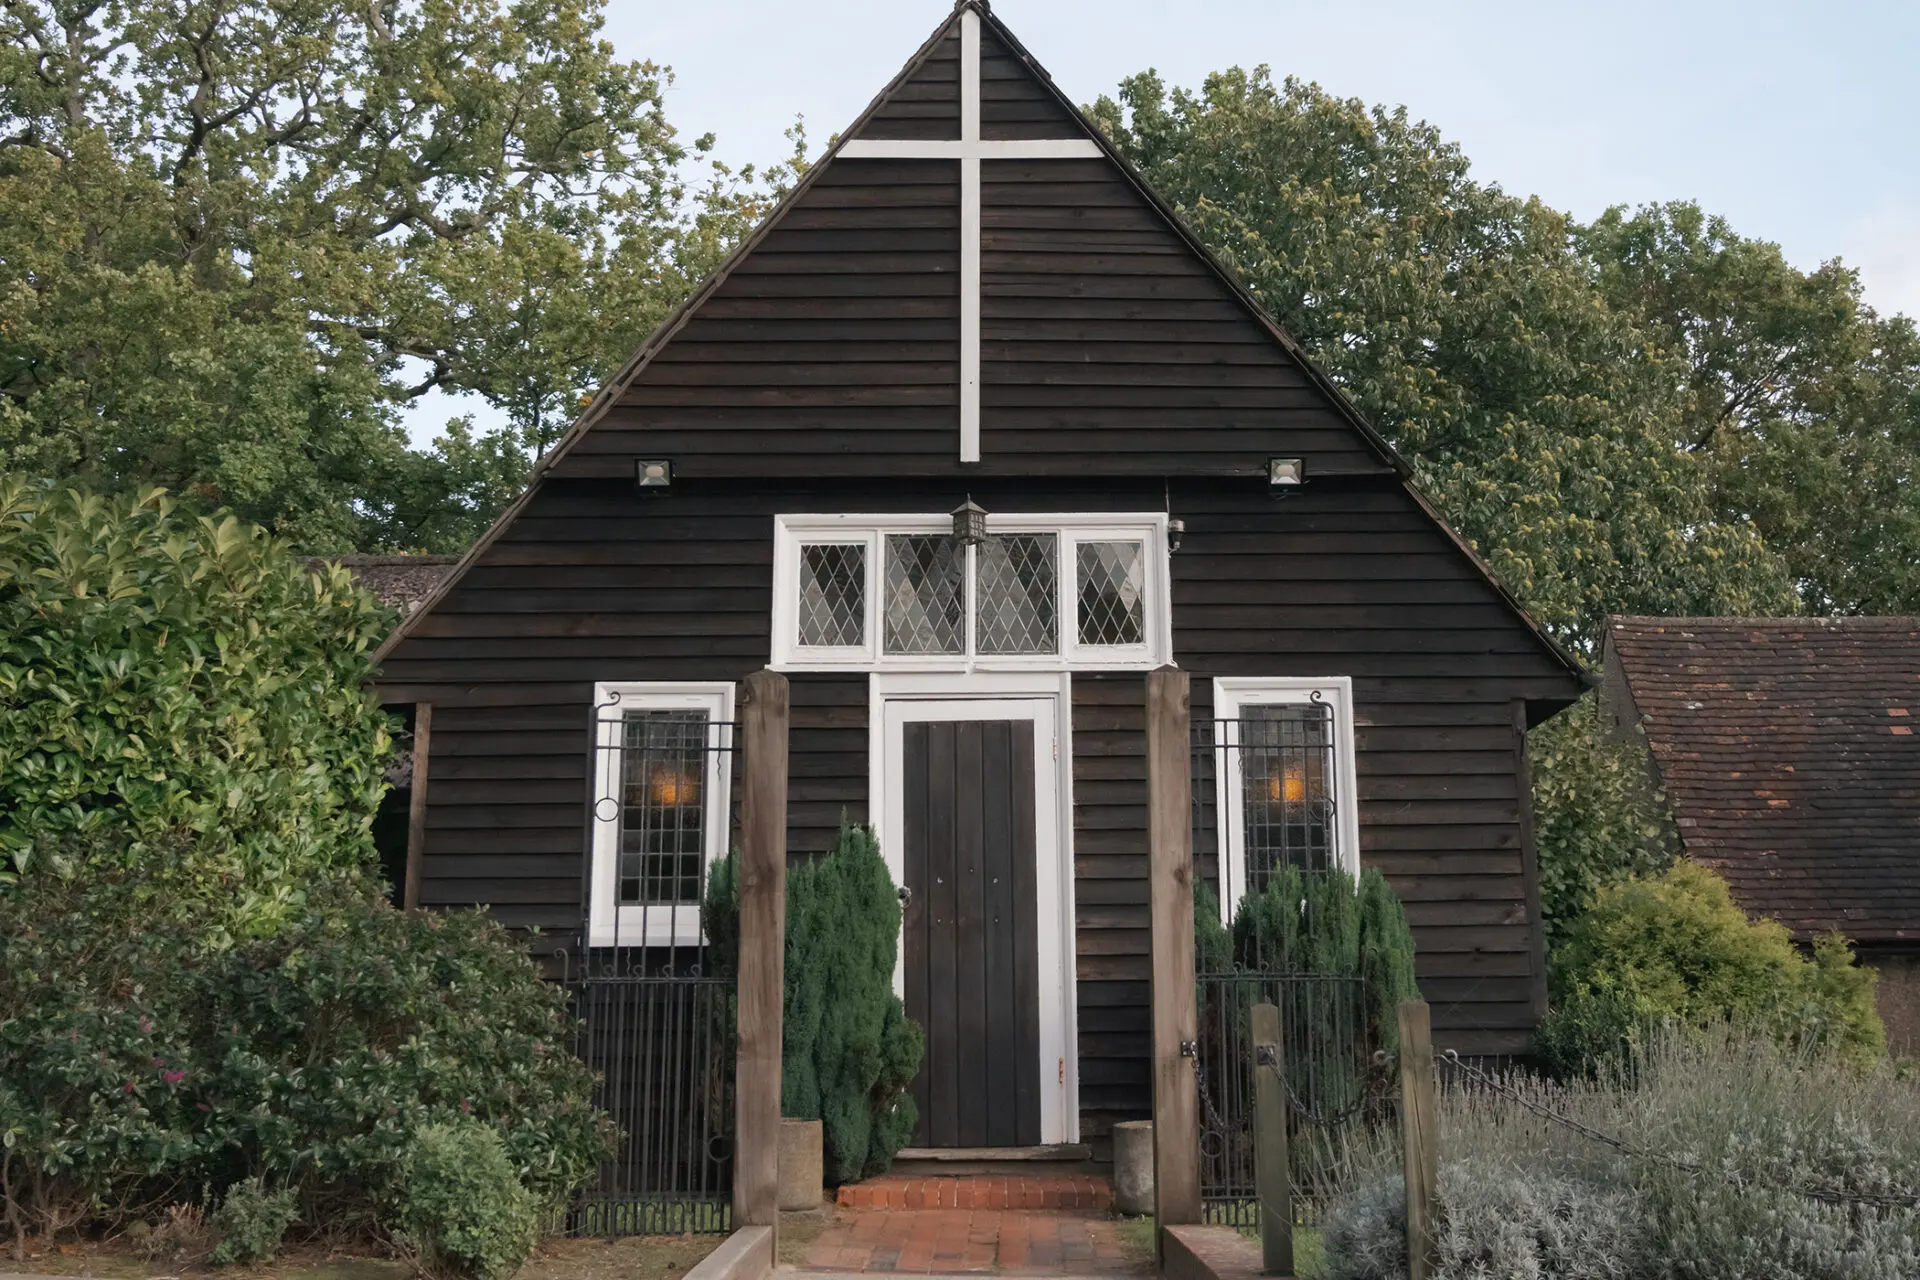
<box><xmin>835</xmin><ymin>1174</ymin><xmax>1112</xmax><ymax>1212</ymax></box>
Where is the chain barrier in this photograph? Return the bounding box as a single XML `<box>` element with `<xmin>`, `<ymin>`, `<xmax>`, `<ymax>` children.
<box><xmin>1256</xmin><ymin>1055</ymin><xmax>1382</xmax><ymax>1129</ymax></box>
<box><xmin>1437</xmin><ymin>1049</ymin><xmax>1920</xmax><ymax>1214</ymax></box>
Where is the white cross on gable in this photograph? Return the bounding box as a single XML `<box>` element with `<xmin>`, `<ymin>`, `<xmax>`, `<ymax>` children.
<box><xmin>838</xmin><ymin>8</ymin><xmax>1103</xmax><ymax>463</ymax></box>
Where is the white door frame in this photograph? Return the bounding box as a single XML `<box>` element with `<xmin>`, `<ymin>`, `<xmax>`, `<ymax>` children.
<box><xmin>870</xmin><ymin>671</ymin><xmax>1079</xmax><ymax>1144</ymax></box>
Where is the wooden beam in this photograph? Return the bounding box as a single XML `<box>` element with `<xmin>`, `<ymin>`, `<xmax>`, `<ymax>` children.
<box><xmin>403</xmin><ymin>702</ymin><xmax>432</xmax><ymax>911</ymax></box>
<box><xmin>735</xmin><ymin>670</ymin><xmax>790</xmax><ymax>1232</ymax></box>
<box><xmin>1512</xmin><ymin>699</ymin><xmax>1548</xmax><ymax>1020</ymax></box>
<box><xmin>1146</xmin><ymin>666</ymin><xmax>1201</xmax><ymax>1240</ymax></box>
<box><xmin>1399</xmin><ymin>1001</ymin><xmax>1439</xmax><ymax>1280</ymax></box>
<box><xmin>1252</xmin><ymin>1001</ymin><xmax>1293</xmax><ymax>1276</ymax></box>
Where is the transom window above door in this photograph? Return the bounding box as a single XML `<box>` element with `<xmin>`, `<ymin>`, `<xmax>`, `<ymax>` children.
<box><xmin>773</xmin><ymin>514</ymin><xmax>1171</xmax><ymax>670</ymax></box>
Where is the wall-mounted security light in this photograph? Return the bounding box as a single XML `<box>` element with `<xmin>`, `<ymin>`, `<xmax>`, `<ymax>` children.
<box><xmin>1269</xmin><ymin>457</ymin><xmax>1305</xmax><ymax>487</ymax></box>
<box><xmin>636</xmin><ymin>460</ymin><xmax>673</xmax><ymax>489</ymax></box>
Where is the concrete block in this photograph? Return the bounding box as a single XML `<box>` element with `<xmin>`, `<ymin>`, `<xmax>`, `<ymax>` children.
<box><xmin>1112</xmin><ymin>1119</ymin><xmax>1154</xmax><ymax>1215</ymax></box>
<box><xmin>684</xmin><ymin>1224</ymin><xmax>772</xmax><ymax>1280</ymax></box>
<box><xmin>778</xmin><ymin>1117</ymin><xmax>823</xmax><ymax>1211</ymax></box>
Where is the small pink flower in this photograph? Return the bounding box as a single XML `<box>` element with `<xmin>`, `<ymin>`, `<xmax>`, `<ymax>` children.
<box><xmin>152</xmin><ymin>1056</ymin><xmax>165</xmax><ymax>1068</ymax></box>
<box><xmin>162</xmin><ymin>1070</ymin><xmax>185</xmax><ymax>1085</ymax></box>
<box><xmin>123</xmin><ymin>1081</ymin><xmax>136</xmax><ymax>1094</ymax></box>
<box><xmin>460</xmin><ymin>1099</ymin><xmax>472</xmax><ymax>1115</ymax></box>
<box><xmin>138</xmin><ymin>1016</ymin><xmax>153</xmax><ymax>1034</ymax></box>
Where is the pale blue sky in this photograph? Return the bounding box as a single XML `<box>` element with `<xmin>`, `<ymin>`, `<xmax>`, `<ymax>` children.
<box><xmin>407</xmin><ymin>1</ymin><xmax>1920</xmax><ymax>446</ymax></box>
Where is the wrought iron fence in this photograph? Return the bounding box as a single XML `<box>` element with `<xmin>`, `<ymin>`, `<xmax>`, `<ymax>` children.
<box><xmin>1191</xmin><ymin>715</ymin><xmax>1390</xmax><ymax>1227</ymax></box>
<box><xmin>1195</xmin><ymin>971</ymin><xmax>1386</xmax><ymax>1227</ymax></box>
<box><xmin>560</xmin><ymin>692</ymin><xmax>740</xmax><ymax>1236</ymax></box>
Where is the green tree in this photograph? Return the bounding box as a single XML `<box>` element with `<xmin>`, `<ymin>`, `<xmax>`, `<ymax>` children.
<box><xmin>1581</xmin><ymin>202</ymin><xmax>1920</xmax><ymax>616</ymax></box>
<box><xmin>0</xmin><ymin>0</ymin><xmax>795</xmax><ymax>552</ymax></box>
<box><xmin>1530</xmin><ymin>697</ymin><xmax>1678</xmax><ymax>940</ymax></box>
<box><xmin>1089</xmin><ymin>70</ymin><xmax>1795</xmax><ymax>648</ymax></box>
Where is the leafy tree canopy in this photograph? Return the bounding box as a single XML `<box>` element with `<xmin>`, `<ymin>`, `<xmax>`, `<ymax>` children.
<box><xmin>1089</xmin><ymin>69</ymin><xmax>1799</xmax><ymax>649</ymax></box>
<box><xmin>1581</xmin><ymin>202</ymin><xmax>1920</xmax><ymax>616</ymax></box>
<box><xmin>0</xmin><ymin>0</ymin><xmax>794</xmax><ymax>551</ymax></box>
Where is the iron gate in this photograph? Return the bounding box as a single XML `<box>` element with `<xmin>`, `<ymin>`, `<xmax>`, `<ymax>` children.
<box><xmin>1191</xmin><ymin>716</ymin><xmax>1392</xmax><ymax>1226</ymax></box>
<box><xmin>564</xmin><ymin>690</ymin><xmax>739</xmax><ymax>1235</ymax></box>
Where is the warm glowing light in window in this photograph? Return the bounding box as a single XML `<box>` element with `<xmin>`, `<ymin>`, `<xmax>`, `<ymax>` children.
<box><xmin>651</xmin><ymin>765</ymin><xmax>701</xmax><ymax>808</ymax></box>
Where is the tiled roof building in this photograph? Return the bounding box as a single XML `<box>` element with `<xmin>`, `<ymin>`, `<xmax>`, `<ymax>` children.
<box><xmin>1601</xmin><ymin>615</ymin><xmax>1920</xmax><ymax>1049</ymax></box>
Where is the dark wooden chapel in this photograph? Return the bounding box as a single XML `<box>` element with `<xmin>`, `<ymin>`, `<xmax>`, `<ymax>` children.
<box><xmin>370</xmin><ymin>0</ymin><xmax>1586</xmax><ymax>1171</ymax></box>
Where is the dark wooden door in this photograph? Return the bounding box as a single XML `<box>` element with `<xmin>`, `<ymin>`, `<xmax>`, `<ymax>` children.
<box><xmin>901</xmin><ymin>718</ymin><xmax>1042</xmax><ymax>1147</ymax></box>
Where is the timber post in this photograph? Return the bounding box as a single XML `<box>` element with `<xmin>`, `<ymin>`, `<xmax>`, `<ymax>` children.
<box><xmin>1146</xmin><ymin>666</ymin><xmax>1201</xmax><ymax>1248</ymax></box>
<box><xmin>735</xmin><ymin>669</ymin><xmax>790</xmax><ymax>1232</ymax></box>
<box><xmin>1252</xmin><ymin>1001</ymin><xmax>1292</xmax><ymax>1276</ymax></box>
<box><xmin>403</xmin><ymin>702</ymin><xmax>432</xmax><ymax>912</ymax></box>
<box><xmin>1398</xmin><ymin>1000</ymin><xmax>1439</xmax><ymax>1280</ymax></box>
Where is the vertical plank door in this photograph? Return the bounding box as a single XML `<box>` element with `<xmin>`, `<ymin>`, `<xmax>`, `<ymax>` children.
<box><xmin>901</xmin><ymin>719</ymin><xmax>1041</xmax><ymax>1147</ymax></box>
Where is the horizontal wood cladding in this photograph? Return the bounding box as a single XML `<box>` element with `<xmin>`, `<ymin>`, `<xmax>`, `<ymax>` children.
<box><xmin>850</xmin><ymin>29</ymin><xmax>959</xmax><ymax>142</ymax></box>
<box><xmin>556</xmin><ymin>60</ymin><xmax>1397</xmax><ymax>480</ymax></box>
<box><xmin>381</xmin><ymin>475</ymin><xmax>1573</xmax><ymax>1104</ymax></box>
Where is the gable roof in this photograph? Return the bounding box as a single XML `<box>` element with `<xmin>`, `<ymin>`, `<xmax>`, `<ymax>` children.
<box><xmin>373</xmin><ymin>1</ymin><xmax>1583</xmax><ymax>691</ymax></box>
<box><xmin>1604</xmin><ymin>615</ymin><xmax>1920</xmax><ymax>945</ymax></box>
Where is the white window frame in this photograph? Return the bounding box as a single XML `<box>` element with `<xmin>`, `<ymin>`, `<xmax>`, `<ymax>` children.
<box><xmin>1212</xmin><ymin>677</ymin><xmax>1362</xmax><ymax>918</ymax></box>
<box><xmin>772</xmin><ymin>513</ymin><xmax>1171</xmax><ymax>672</ymax></box>
<box><xmin>588</xmin><ymin>681</ymin><xmax>735</xmax><ymax>948</ymax></box>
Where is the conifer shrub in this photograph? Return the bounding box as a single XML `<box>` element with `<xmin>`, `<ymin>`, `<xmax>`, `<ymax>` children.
<box><xmin>1229</xmin><ymin>865</ymin><xmax>1421</xmax><ymax>1053</ymax></box>
<box><xmin>1535</xmin><ymin>860</ymin><xmax>1884</xmax><ymax>1077</ymax></box>
<box><xmin>706</xmin><ymin>823</ymin><xmax>924</xmax><ymax>1185</ymax></box>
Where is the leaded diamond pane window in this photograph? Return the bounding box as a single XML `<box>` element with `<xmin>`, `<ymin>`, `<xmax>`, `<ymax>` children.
<box><xmin>1239</xmin><ymin>703</ymin><xmax>1337</xmax><ymax>886</ymax></box>
<box><xmin>976</xmin><ymin>533</ymin><xmax>1058</xmax><ymax>655</ymax></box>
<box><xmin>885</xmin><ymin>535</ymin><xmax>965</xmax><ymax>654</ymax></box>
<box><xmin>798</xmin><ymin>543</ymin><xmax>866</xmax><ymax>648</ymax></box>
<box><xmin>1077</xmin><ymin>540</ymin><xmax>1146</xmax><ymax>647</ymax></box>
<box><xmin>618</xmin><ymin>710</ymin><xmax>710</xmax><ymax>906</ymax></box>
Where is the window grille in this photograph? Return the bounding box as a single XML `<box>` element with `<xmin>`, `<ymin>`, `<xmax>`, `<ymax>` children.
<box><xmin>617</xmin><ymin>710</ymin><xmax>711</xmax><ymax>907</ymax></box>
<box><xmin>975</xmin><ymin>533</ymin><xmax>1058</xmax><ymax>655</ymax></box>
<box><xmin>797</xmin><ymin>543</ymin><xmax>866</xmax><ymax>647</ymax></box>
<box><xmin>1075</xmin><ymin>540</ymin><xmax>1146</xmax><ymax>647</ymax></box>
<box><xmin>884</xmin><ymin>534</ymin><xmax>966</xmax><ymax>654</ymax></box>
<box><xmin>1237</xmin><ymin>704</ymin><xmax>1338</xmax><ymax>885</ymax></box>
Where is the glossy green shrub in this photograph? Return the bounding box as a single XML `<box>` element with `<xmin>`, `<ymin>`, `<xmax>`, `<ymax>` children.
<box><xmin>0</xmin><ymin>863</ymin><xmax>614</xmax><ymax>1243</ymax></box>
<box><xmin>0</xmin><ymin>477</ymin><xmax>395</xmax><ymax>935</ymax></box>
<box><xmin>209</xmin><ymin>1178</ymin><xmax>299</xmax><ymax>1265</ymax></box>
<box><xmin>1536</xmin><ymin>860</ymin><xmax>1884</xmax><ymax>1076</ymax></box>
<box><xmin>393</xmin><ymin>1122</ymin><xmax>539</xmax><ymax>1280</ymax></box>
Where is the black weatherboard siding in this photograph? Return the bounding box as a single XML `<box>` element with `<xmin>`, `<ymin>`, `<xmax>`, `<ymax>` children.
<box><xmin>373</xmin><ymin>0</ymin><xmax>1584</xmax><ymax>1155</ymax></box>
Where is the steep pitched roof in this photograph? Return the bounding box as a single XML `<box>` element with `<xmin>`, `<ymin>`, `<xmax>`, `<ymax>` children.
<box><xmin>1604</xmin><ymin>615</ymin><xmax>1920</xmax><ymax>945</ymax></box>
<box><xmin>373</xmin><ymin>1</ymin><xmax>1583</xmax><ymax>692</ymax></box>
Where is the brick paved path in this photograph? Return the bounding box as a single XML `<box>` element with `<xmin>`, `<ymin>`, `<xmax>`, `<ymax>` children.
<box><xmin>801</xmin><ymin>1175</ymin><xmax>1147</xmax><ymax>1275</ymax></box>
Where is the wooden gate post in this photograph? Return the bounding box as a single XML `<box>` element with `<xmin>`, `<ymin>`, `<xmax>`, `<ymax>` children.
<box><xmin>1251</xmin><ymin>1002</ymin><xmax>1292</xmax><ymax>1276</ymax></box>
<box><xmin>1146</xmin><ymin>667</ymin><xmax>1201</xmax><ymax>1242</ymax></box>
<box><xmin>1398</xmin><ymin>1000</ymin><xmax>1439</xmax><ymax>1280</ymax></box>
<box><xmin>735</xmin><ymin>670</ymin><xmax>790</xmax><ymax>1231</ymax></box>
